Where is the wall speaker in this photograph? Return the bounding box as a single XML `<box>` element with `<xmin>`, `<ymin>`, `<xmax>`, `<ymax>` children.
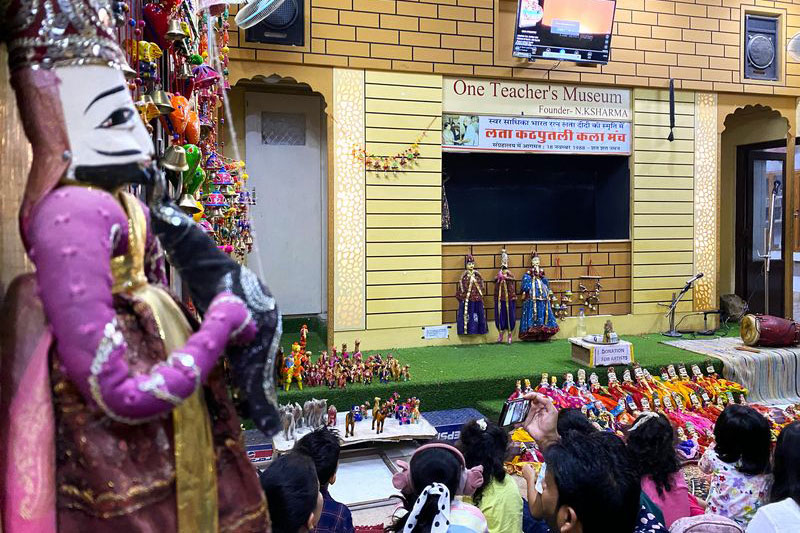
<box><xmin>244</xmin><ymin>0</ymin><xmax>304</xmax><ymax>46</ymax></box>
<box><xmin>744</xmin><ymin>14</ymin><xmax>779</xmax><ymax>81</ymax></box>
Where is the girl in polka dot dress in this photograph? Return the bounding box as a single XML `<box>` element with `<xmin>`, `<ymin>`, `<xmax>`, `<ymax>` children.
<box><xmin>388</xmin><ymin>443</ymin><xmax>489</xmax><ymax>533</ymax></box>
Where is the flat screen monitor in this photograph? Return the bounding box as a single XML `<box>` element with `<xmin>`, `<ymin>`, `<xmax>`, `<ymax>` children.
<box><xmin>512</xmin><ymin>0</ymin><xmax>617</xmax><ymax>64</ymax></box>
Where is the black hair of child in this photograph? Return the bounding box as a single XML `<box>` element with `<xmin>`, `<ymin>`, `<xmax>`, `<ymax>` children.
<box><xmin>385</xmin><ymin>445</ymin><xmax>462</xmax><ymax>533</ymax></box>
<box><xmin>295</xmin><ymin>425</ymin><xmax>341</xmax><ymax>488</ymax></box>
<box><xmin>260</xmin><ymin>453</ymin><xmax>320</xmax><ymax>533</ymax></box>
<box><xmin>771</xmin><ymin>421</ymin><xmax>800</xmax><ymax>505</ymax></box>
<box><xmin>458</xmin><ymin>418</ymin><xmax>509</xmax><ymax>506</ymax></box>
<box><xmin>626</xmin><ymin>413</ymin><xmax>680</xmax><ymax>497</ymax></box>
<box><xmin>714</xmin><ymin>404</ymin><xmax>771</xmax><ymax>475</ymax></box>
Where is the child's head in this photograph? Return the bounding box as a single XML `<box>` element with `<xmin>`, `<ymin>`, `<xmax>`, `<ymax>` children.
<box><xmin>294</xmin><ymin>426</ymin><xmax>341</xmax><ymax>488</ymax></box>
<box><xmin>557</xmin><ymin>408</ymin><xmax>598</xmax><ymax>438</ymax></box>
<box><xmin>457</xmin><ymin>418</ymin><xmax>508</xmax><ymax>505</ymax></box>
<box><xmin>626</xmin><ymin>413</ymin><xmax>680</xmax><ymax>496</ymax></box>
<box><xmin>771</xmin><ymin>421</ymin><xmax>800</xmax><ymax>504</ymax></box>
<box><xmin>714</xmin><ymin>404</ymin><xmax>771</xmax><ymax>475</ymax></box>
<box><xmin>388</xmin><ymin>443</ymin><xmax>484</xmax><ymax>533</ymax></box>
<box><xmin>260</xmin><ymin>453</ymin><xmax>324</xmax><ymax>533</ymax></box>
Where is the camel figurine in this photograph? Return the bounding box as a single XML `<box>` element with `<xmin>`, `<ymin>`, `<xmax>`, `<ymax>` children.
<box><xmin>281</xmin><ymin>405</ymin><xmax>296</xmax><ymax>441</ymax></box>
<box><xmin>293</xmin><ymin>403</ymin><xmax>303</xmax><ymax>429</ymax></box>
<box><xmin>303</xmin><ymin>400</ymin><xmax>315</xmax><ymax>427</ymax></box>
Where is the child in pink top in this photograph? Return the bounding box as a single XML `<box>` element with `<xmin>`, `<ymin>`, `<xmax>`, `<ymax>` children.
<box><xmin>627</xmin><ymin>413</ymin><xmax>691</xmax><ymax>527</ymax></box>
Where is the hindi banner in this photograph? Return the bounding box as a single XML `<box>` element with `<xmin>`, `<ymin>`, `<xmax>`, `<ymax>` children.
<box><xmin>442</xmin><ymin>114</ymin><xmax>631</xmax><ymax>155</ymax></box>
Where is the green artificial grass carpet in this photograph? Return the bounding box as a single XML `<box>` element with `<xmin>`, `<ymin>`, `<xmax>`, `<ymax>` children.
<box><xmin>276</xmin><ymin>326</ymin><xmax>739</xmax><ymax>415</ymax></box>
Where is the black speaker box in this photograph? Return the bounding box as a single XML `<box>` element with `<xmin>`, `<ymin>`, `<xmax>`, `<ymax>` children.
<box><xmin>244</xmin><ymin>0</ymin><xmax>304</xmax><ymax>47</ymax></box>
<box><xmin>744</xmin><ymin>14</ymin><xmax>779</xmax><ymax>81</ymax></box>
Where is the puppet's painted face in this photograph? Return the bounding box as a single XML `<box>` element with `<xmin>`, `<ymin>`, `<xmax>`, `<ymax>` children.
<box><xmin>531</xmin><ymin>256</ymin><xmax>540</xmax><ymax>267</ymax></box>
<box><xmin>56</xmin><ymin>65</ymin><xmax>154</xmax><ymax>186</ymax></box>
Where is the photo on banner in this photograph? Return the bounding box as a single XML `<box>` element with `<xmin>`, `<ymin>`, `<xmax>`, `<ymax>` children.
<box><xmin>442</xmin><ymin>115</ymin><xmax>480</xmax><ymax>147</ymax></box>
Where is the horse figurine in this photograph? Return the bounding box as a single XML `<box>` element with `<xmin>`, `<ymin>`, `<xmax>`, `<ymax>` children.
<box><xmin>345</xmin><ymin>408</ymin><xmax>356</xmax><ymax>437</ymax></box>
<box><xmin>374</xmin><ymin>407</ymin><xmax>388</xmax><ymax>434</ymax></box>
<box><xmin>371</xmin><ymin>397</ymin><xmax>382</xmax><ymax>429</ymax></box>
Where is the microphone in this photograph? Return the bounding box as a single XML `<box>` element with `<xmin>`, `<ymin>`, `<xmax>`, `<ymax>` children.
<box><xmin>685</xmin><ymin>273</ymin><xmax>704</xmax><ymax>285</ymax></box>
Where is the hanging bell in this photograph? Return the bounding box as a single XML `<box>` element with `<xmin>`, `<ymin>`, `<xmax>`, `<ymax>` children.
<box><xmin>161</xmin><ymin>145</ymin><xmax>190</xmax><ymax>172</ymax></box>
<box><xmin>150</xmin><ymin>89</ymin><xmax>174</xmax><ymax>115</ymax></box>
<box><xmin>166</xmin><ymin>19</ymin><xmax>186</xmax><ymax>41</ymax></box>
<box><xmin>178</xmin><ymin>63</ymin><xmax>193</xmax><ymax>80</ymax></box>
<box><xmin>178</xmin><ymin>193</ymin><xmax>202</xmax><ymax>214</ymax></box>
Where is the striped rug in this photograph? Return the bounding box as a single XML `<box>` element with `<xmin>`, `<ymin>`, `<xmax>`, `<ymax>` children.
<box><xmin>664</xmin><ymin>337</ymin><xmax>800</xmax><ymax>405</ymax></box>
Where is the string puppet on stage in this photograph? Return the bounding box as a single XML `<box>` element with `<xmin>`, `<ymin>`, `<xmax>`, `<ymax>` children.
<box><xmin>495</xmin><ymin>249</ymin><xmax>516</xmax><ymax>344</ymax></box>
<box><xmin>456</xmin><ymin>254</ymin><xmax>488</xmax><ymax>335</ymax></box>
<box><xmin>0</xmin><ymin>2</ymin><xmax>282</xmax><ymax>532</ymax></box>
<box><xmin>519</xmin><ymin>252</ymin><xmax>559</xmax><ymax>341</ymax></box>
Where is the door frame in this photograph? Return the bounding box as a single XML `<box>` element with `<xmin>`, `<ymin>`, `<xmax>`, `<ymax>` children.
<box><xmin>735</xmin><ymin>138</ymin><xmax>789</xmax><ymax>315</ymax></box>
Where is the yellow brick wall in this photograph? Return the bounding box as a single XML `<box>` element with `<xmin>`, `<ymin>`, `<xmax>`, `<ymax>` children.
<box><xmin>632</xmin><ymin>88</ymin><xmax>696</xmax><ymax>314</ymax></box>
<box><xmin>230</xmin><ymin>0</ymin><xmax>800</xmax><ymax>95</ymax></box>
<box><xmin>364</xmin><ymin>71</ymin><xmax>444</xmax><ymax>330</ymax></box>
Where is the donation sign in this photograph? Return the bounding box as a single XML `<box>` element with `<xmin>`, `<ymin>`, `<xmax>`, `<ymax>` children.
<box><xmin>442</xmin><ymin>114</ymin><xmax>631</xmax><ymax>155</ymax></box>
<box><xmin>443</xmin><ymin>77</ymin><xmax>631</xmax><ymax>121</ymax></box>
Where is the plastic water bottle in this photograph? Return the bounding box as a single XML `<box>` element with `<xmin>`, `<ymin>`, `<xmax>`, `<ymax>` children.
<box><xmin>576</xmin><ymin>308</ymin><xmax>587</xmax><ymax>338</ymax></box>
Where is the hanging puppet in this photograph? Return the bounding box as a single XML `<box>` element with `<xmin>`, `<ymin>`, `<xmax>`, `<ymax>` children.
<box><xmin>494</xmin><ymin>248</ymin><xmax>516</xmax><ymax>344</ymax></box>
<box><xmin>0</xmin><ymin>2</ymin><xmax>280</xmax><ymax>532</ymax></box>
<box><xmin>519</xmin><ymin>252</ymin><xmax>559</xmax><ymax>341</ymax></box>
<box><xmin>455</xmin><ymin>254</ymin><xmax>488</xmax><ymax>335</ymax></box>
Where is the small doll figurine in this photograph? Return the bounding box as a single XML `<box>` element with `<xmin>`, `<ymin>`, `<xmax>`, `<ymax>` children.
<box><xmin>577</xmin><ymin>369</ymin><xmax>588</xmax><ymax>391</ymax></box>
<box><xmin>300</xmin><ymin>323</ymin><xmax>309</xmax><ymax>352</ymax></box>
<box><xmin>509</xmin><ymin>380</ymin><xmax>523</xmax><ymax>401</ymax></box>
<box><xmin>495</xmin><ymin>248</ymin><xmax>517</xmax><ymax>344</ymax></box>
<box><xmin>603</xmin><ymin>320</ymin><xmax>614</xmax><ymax>343</ymax></box>
<box><xmin>538</xmin><ymin>373</ymin><xmax>550</xmax><ymax>390</ymax></box>
<box><xmin>456</xmin><ymin>254</ymin><xmax>489</xmax><ymax>335</ymax></box>
<box><xmin>341</xmin><ymin>343</ymin><xmax>349</xmax><ymax>360</ymax></box>
<box><xmin>523</xmin><ymin>378</ymin><xmax>534</xmax><ymax>395</ymax></box>
<box><xmin>284</xmin><ymin>345</ymin><xmax>297</xmax><ymax>391</ymax></box>
<box><xmin>401</xmin><ymin>365</ymin><xmax>410</xmax><ymax>382</ymax></box>
<box><xmin>327</xmin><ymin>405</ymin><xmax>338</xmax><ymax>427</ymax></box>
<box><xmin>411</xmin><ymin>399</ymin><xmax>421</xmax><ymax>424</ymax></box>
<box><xmin>641</xmin><ymin>397</ymin><xmax>652</xmax><ymax>412</ymax></box>
<box><xmin>562</xmin><ymin>373</ymin><xmax>575</xmax><ymax>393</ymax></box>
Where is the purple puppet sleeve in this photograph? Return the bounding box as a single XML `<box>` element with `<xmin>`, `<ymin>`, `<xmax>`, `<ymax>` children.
<box><xmin>26</xmin><ymin>186</ymin><xmax>256</xmax><ymax>423</ymax></box>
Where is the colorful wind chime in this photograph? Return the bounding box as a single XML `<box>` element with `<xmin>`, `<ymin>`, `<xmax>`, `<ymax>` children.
<box><xmin>122</xmin><ymin>0</ymin><xmax>255</xmax><ymax>261</ymax></box>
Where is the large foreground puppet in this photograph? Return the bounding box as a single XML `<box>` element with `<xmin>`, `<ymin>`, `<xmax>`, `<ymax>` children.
<box><xmin>0</xmin><ymin>1</ymin><xmax>281</xmax><ymax>532</ymax></box>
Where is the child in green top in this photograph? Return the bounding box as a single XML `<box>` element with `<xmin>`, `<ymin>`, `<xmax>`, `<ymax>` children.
<box><xmin>458</xmin><ymin>418</ymin><xmax>524</xmax><ymax>533</ymax></box>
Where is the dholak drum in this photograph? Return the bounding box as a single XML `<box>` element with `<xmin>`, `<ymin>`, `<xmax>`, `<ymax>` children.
<box><xmin>740</xmin><ymin>314</ymin><xmax>800</xmax><ymax>347</ymax></box>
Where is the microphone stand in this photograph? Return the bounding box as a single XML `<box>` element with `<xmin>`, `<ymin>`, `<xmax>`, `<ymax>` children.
<box><xmin>661</xmin><ymin>276</ymin><xmax>702</xmax><ymax>338</ymax></box>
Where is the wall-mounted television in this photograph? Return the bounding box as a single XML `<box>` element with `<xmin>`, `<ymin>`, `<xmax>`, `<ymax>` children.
<box><xmin>512</xmin><ymin>0</ymin><xmax>617</xmax><ymax>64</ymax></box>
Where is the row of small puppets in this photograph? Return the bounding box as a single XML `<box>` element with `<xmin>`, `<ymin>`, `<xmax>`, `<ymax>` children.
<box><xmin>456</xmin><ymin>250</ymin><xmax>559</xmax><ymax>342</ymax></box>
<box><xmin>506</xmin><ymin>363</ymin><xmax>799</xmax><ymax>459</ymax></box>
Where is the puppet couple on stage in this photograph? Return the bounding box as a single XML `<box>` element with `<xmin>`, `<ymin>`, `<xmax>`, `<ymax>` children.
<box><xmin>455</xmin><ymin>250</ymin><xmax>559</xmax><ymax>342</ymax></box>
<box><xmin>0</xmin><ymin>2</ymin><xmax>283</xmax><ymax>532</ymax></box>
